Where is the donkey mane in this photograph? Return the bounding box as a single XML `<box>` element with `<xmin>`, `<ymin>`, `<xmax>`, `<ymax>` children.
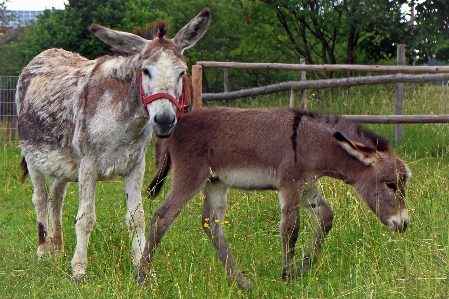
<box><xmin>112</xmin><ymin>21</ymin><xmax>169</xmax><ymax>56</ymax></box>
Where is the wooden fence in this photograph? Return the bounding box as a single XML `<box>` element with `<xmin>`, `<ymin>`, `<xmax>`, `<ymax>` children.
<box><xmin>191</xmin><ymin>45</ymin><xmax>449</xmax><ymax>145</ymax></box>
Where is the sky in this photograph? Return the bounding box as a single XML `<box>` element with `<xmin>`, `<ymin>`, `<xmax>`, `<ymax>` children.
<box><xmin>6</xmin><ymin>0</ymin><xmax>66</xmax><ymax>10</ymax></box>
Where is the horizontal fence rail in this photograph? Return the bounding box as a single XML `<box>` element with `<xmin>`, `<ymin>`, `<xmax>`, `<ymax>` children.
<box><xmin>198</xmin><ymin>61</ymin><xmax>449</xmax><ymax>73</ymax></box>
<box><xmin>202</xmin><ymin>73</ymin><xmax>449</xmax><ymax>101</ymax></box>
<box><xmin>343</xmin><ymin>115</ymin><xmax>449</xmax><ymax>124</ymax></box>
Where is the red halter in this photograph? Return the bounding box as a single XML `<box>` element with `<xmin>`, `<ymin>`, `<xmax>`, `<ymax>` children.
<box><xmin>139</xmin><ymin>69</ymin><xmax>186</xmax><ymax>119</ymax></box>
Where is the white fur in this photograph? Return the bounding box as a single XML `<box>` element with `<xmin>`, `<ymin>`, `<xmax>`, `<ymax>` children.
<box><xmin>215</xmin><ymin>168</ymin><xmax>278</xmax><ymax>190</ymax></box>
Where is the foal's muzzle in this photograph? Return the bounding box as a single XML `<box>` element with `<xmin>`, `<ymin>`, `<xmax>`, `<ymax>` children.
<box><xmin>387</xmin><ymin>209</ymin><xmax>410</xmax><ymax>233</ymax></box>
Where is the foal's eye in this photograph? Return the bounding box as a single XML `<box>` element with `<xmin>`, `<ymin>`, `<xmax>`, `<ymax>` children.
<box><xmin>143</xmin><ymin>68</ymin><xmax>151</xmax><ymax>78</ymax></box>
<box><xmin>179</xmin><ymin>71</ymin><xmax>186</xmax><ymax>79</ymax></box>
<box><xmin>386</xmin><ymin>183</ymin><xmax>397</xmax><ymax>192</ymax></box>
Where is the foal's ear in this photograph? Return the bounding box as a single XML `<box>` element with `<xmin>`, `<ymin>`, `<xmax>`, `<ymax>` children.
<box><xmin>90</xmin><ymin>24</ymin><xmax>148</xmax><ymax>54</ymax></box>
<box><xmin>173</xmin><ymin>8</ymin><xmax>210</xmax><ymax>53</ymax></box>
<box><xmin>333</xmin><ymin>131</ymin><xmax>378</xmax><ymax>166</ymax></box>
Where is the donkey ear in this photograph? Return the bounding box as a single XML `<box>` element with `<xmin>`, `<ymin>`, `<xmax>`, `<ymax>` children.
<box><xmin>90</xmin><ymin>24</ymin><xmax>148</xmax><ymax>54</ymax></box>
<box><xmin>173</xmin><ymin>8</ymin><xmax>210</xmax><ymax>53</ymax></box>
<box><xmin>333</xmin><ymin>131</ymin><xmax>378</xmax><ymax>166</ymax></box>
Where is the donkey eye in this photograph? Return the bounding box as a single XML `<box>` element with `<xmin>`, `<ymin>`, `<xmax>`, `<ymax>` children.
<box><xmin>179</xmin><ymin>71</ymin><xmax>186</xmax><ymax>79</ymax></box>
<box><xmin>386</xmin><ymin>183</ymin><xmax>397</xmax><ymax>191</ymax></box>
<box><xmin>143</xmin><ymin>68</ymin><xmax>151</xmax><ymax>78</ymax></box>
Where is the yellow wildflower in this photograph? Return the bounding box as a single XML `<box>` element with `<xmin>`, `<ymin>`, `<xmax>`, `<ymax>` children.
<box><xmin>214</xmin><ymin>219</ymin><xmax>220</xmax><ymax>223</ymax></box>
<box><xmin>203</xmin><ymin>223</ymin><xmax>209</xmax><ymax>228</ymax></box>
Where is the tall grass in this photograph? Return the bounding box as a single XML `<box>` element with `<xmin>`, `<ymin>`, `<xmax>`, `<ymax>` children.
<box><xmin>1</xmin><ymin>84</ymin><xmax>448</xmax><ymax>298</ymax></box>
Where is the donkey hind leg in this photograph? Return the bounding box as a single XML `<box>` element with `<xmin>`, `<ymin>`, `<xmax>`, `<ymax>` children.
<box><xmin>71</xmin><ymin>158</ymin><xmax>97</xmax><ymax>282</ymax></box>
<box><xmin>297</xmin><ymin>184</ymin><xmax>334</xmax><ymax>275</ymax></box>
<box><xmin>137</xmin><ymin>177</ymin><xmax>207</xmax><ymax>286</ymax></box>
<box><xmin>27</xmin><ymin>163</ymin><xmax>51</xmax><ymax>257</ymax></box>
<box><xmin>124</xmin><ymin>159</ymin><xmax>146</xmax><ymax>266</ymax></box>
<box><xmin>202</xmin><ymin>181</ymin><xmax>253</xmax><ymax>290</ymax></box>
<box><xmin>47</xmin><ymin>178</ymin><xmax>69</xmax><ymax>252</ymax></box>
<box><xmin>278</xmin><ymin>184</ymin><xmax>301</xmax><ymax>282</ymax></box>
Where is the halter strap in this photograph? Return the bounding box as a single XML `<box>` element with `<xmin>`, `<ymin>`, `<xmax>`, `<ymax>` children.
<box><xmin>139</xmin><ymin>69</ymin><xmax>186</xmax><ymax>119</ymax></box>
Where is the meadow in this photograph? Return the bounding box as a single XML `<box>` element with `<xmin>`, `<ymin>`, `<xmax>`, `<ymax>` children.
<box><xmin>1</xmin><ymin>84</ymin><xmax>448</xmax><ymax>298</ymax></box>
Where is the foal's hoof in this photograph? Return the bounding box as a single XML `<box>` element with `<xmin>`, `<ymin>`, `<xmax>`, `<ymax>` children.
<box><xmin>238</xmin><ymin>279</ymin><xmax>253</xmax><ymax>290</ymax></box>
<box><xmin>136</xmin><ymin>265</ymin><xmax>149</xmax><ymax>287</ymax></box>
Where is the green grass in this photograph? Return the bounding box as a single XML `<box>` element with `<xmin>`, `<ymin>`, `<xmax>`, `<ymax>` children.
<box><xmin>1</xmin><ymin>84</ymin><xmax>449</xmax><ymax>298</ymax></box>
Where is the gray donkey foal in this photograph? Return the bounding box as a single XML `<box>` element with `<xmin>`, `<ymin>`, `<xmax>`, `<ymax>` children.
<box><xmin>16</xmin><ymin>9</ymin><xmax>210</xmax><ymax>281</ymax></box>
<box><xmin>139</xmin><ymin>107</ymin><xmax>410</xmax><ymax>289</ymax></box>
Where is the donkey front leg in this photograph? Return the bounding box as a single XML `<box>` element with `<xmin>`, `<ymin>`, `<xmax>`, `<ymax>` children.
<box><xmin>124</xmin><ymin>158</ymin><xmax>146</xmax><ymax>266</ymax></box>
<box><xmin>298</xmin><ymin>184</ymin><xmax>334</xmax><ymax>275</ymax></box>
<box><xmin>71</xmin><ymin>157</ymin><xmax>97</xmax><ymax>282</ymax></box>
<box><xmin>202</xmin><ymin>181</ymin><xmax>253</xmax><ymax>290</ymax></box>
<box><xmin>27</xmin><ymin>163</ymin><xmax>51</xmax><ymax>256</ymax></box>
<box><xmin>278</xmin><ymin>183</ymin><xmax>302</xmax><ymax>282</ymax></box>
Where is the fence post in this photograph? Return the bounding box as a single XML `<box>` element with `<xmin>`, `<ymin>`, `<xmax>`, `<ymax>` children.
<box><xmin>224</xmin><ymin>68</ymin><xmax>229</xmax><ymax>106</ymax></box>
<box><xmin>289</xmin><ymin>89</ymin><xmax>296</xmax><ymax>108</ymax></box>
<box><xmin>395</xmin><ymin>44</ymin><xmax>405</xmax><ymax>146</ymax></box>
<box><xmin>300</xmin><ymin>58</ymin><xmax>307</xmax><ymax>109</ymax></box>
<box><xmin>192</xmin><ymin>64</ymin><xmax>203</xmax><ymax>110</ymax></box>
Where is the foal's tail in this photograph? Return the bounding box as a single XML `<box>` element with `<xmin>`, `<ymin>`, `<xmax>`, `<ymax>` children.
<box><xmin>147</xmin><ymin>151</ymin><xmax>171</xmax><ymax>198</ymax></box>
<box><xmin>19</xmin><ymin>157</ymin><xmax>29</xmax><ymax>184</ymax></box>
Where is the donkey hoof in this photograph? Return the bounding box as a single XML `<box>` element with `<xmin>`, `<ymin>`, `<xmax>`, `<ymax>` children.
<box><xmin>71</xmin><ymin>273</ymin><xmax>86</xmax><ymax>284</ymax></box>
<box><xmin>37</xmin><ymin>239</ymin><xmax>64</xmax><ymax>257</ymax></box>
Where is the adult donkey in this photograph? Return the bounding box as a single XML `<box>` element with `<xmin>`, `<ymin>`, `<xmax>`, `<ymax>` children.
<box><xmin>139</xmin><ymin>107</ymin><xmax>410</xmax><ymax>289</ymax></box>
<box><xmin>16</xmin><ymin>8</ymin><xmax>210</xmax><ymax>281</ymax></box>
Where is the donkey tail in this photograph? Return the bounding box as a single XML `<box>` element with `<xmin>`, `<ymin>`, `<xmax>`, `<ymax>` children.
<box><xmin>19</xmin><ymin>157</ymin><xmax>28</xmax><ymax>184</ymax></box>
<box><xmin>147</xmin><ymin>152</ymin><xmax>171</xmax><ymax>198</ymax></box>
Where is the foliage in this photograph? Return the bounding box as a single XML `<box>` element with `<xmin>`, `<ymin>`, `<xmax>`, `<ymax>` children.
<box><xmin>1</xmin><ymin>85</ymin><xmax>449</xmax><ymax>298</ymax></box>
<box><xmin>0</xmin><ymin>0</ymin><xmax>14</xmax><ymax>27</ymax></box>
<box><xmin>239</xmin><ymin>0</ymin><xmax>412</xmax><ymax>79</ymax></box>
<box><xmin>0</xmin><ymin>0</ymin><xmax>448</xmax><ymax>86</ymax></box>
<box><xmin>414</xmin><ymin>0</ymin><xmax>449</xmax><ymax>63</ymax></box>
<box><xmin>0</xmin><ymin>0</ymin><xmax>167</xmax><ymax>75</ymax></box>
<box><xmin>149</xmin><ymin>0</ymin><xmax>298</xmax><ymax>92</ymax></box>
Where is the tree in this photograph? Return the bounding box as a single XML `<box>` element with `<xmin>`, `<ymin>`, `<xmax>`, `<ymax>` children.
<box><xmin>149</xmin><ymin>0</ymin><xmax>297</xmax><ymax>92</ymax></box>
<box><xmin>240</xmin><ymin>0</ymin><xmax>412</xmax><ymax>78</ymax></box>
<box><xmin>0</xmin><ymin>0</ymin><xmax>14</xmax><ymax>27</ymax></box>
<box><xmin>25</xmin><ymin>0</ymin><xmax>167</xmax><ymax>59</ymax></box>
<box><xmin>414</xmin><ymin>0</ymin><xmax>449</xmax><ymax>63</ymax></box>
<box><xmin>0</xmin><ymin>0</ymin><xmax>167</xmax><ymax>75</ymax></box>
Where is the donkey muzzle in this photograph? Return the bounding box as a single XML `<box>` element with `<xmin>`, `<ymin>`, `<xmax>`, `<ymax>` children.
<box><xmin>153</xmin><ymin>113</ymin><xmax>176</xmax><ymax>138</ymax></box>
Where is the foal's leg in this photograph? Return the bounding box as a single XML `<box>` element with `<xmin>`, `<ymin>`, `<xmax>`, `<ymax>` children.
<box><xmin>27</xmin><ymin>163</ymin><xmax>50</xmax><ymax>256</ymax></box>
<box><xmin>48</xmin><ymin>178</ymin><xmax>69</xmax><ymax>252</ymax></box>
<box><xmin>124</xmin><ymin>158</ymin><xmax>146</xmax><ymax>266</ymax></box>
<box><xmin>278</xmin><ymin>182</ymin><xmax>302</xmax><ymax>282</ymax></box>
<box><xmin>137</xmin><ymin>169</ymin><xmax>209</xmax><ymax>285</ymax></box>
<box><xmin>297</xmin><ymin>184</ymin><xmax>334</xmax><ymax>275</ymax></box>
<box><xmin>71</xmin><ymin>157</ymin><xmax>97</xmax><ymax>282</ymax></box>
<box><xmin>202</xmin><ymin>181</ymin><xmax>253</xmax><ymax>290</ymax></box>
